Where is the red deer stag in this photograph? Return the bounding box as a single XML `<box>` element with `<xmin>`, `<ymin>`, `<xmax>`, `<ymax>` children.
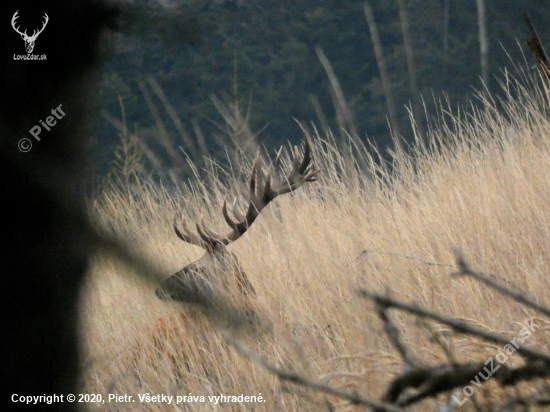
<box><xmin>132</xmin><ymin>136</ymin><xmax>318</xmax><ymax>381</ymax></box>
<box><xmin>155</xmin><ymin>135</ymin><xmax>318</xmax><ymax>316</ymax></box>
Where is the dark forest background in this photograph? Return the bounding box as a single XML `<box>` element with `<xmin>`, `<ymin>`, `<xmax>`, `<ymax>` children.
<box><xmin>92</xmin><ymin>0</ymin><xmax>550</xmax><ymax>181</ymax></box>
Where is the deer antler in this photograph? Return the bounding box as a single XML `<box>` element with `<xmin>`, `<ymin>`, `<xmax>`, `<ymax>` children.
<box><xmin>174</xmin><ymin>135</ymin><xmax>319</xmax><ymax>250</ymax></box>
<box><xmin>11</xmin><ymin>11</ymin><xmax>49</xmax><ymax>40</ymax></box>
<box><xmin>11</xmin><ymin>11</ymin><xmax>26</xmax><ymax>37</ymax></box>
<box><xmin>32</xmin><ymin>13</ymin><xmax>49</xmax><ymax>40</ymax></box>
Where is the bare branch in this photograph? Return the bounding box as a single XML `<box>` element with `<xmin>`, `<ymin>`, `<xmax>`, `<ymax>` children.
<box><xmin>357</xmin><ymin>289</ymin><xmax>550</xmax><ymax>365</ymax></box>
<box><xmin>356</xmin><ymin>249</ymin><xmax>457</xmax><ymax>268</ymax></box>
<box><xmin>452</xmin><ymin>248</ymin><xmax>550</xmax><ymax>318</ymax></box>
<box><xmin>224</xmin><ymin>334</ymin><xmax>406</xmax><ymax>412</ymax></box>
<box><xmin>376</xmin><ymin>292</ymin><xmax>417</xmax><ymax>368</ymax></box>
<box><xmin>383</xmin><ymin>360</ymin><xmax>550</xmax><ymax>406</ymax></box>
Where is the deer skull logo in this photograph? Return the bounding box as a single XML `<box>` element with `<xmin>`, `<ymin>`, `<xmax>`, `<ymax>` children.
<box><xmin>11</xmin><ymin>11</ymin><xmax>49</xmax><ymax>54</ymax></box>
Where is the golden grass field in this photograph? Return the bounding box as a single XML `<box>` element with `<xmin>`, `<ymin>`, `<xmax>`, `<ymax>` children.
<box><xmin>79</xmin><ymin>75</ymin><xmax>550</xmax><ymax>411</ymax></box>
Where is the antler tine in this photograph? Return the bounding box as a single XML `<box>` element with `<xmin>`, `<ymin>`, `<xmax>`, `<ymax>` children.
<box><xmin>231</xmin><ymin>197</ymin><xmax>246</xmax><ymax>222</ymax></box>
<box><xmin>11</xmin><ymin>11</ymin><xmax>26</xmax><ymax>36</ymax></box>
<box><xmin>173</xmin><ymin>216</ymin><xmax>202</xmax><ymax>246</ymax></box>
<box><xmin>263</xmin><ymin>161</ymin><xmax>274</xmax><ymax>197</ymax></box>
<box><xmin>272</xmin><ymin>146</ymin><xmax>284</xmax><ymax>180</ymax></box>
<box><xmin>196</xmin><ymin>221</ymin><xmax>226</xmax><ymax>248</ymax></box>
<box><xmin>304</xmin><ymin>168</ymin><xmax>320</xmax><ymax>182</ymax></box>
<box><xmin>265</xmin><ymin>135</ymin><xmax>317</xmax><ymax>197</ymax></box>
<box><xmin>222</xmin><ymin>199</ymin><xmax>239</xmax><ymax>232</ymax></box>
<box><xmin>195</xmin><ymin>222</ymin><xmax>211</xmax><ymax>245</ymax></box>
<box><xmin>33</xmin><ymin>13</ymin><xmax>49</xmax><ymax>38</ymax></box>
<box><xmin>293</xmin><ymin>135</ymin><xmax>319</xmax><ymax>184</ymax></box>
<box><xmin>249</xmin><ymin>148</ymin><xmax>262</xmax><ymax>196</ymax></box>
<box><xmin>291</xmin><ymin>145</ymin><xmax>302</xmax><ymax>176</ymax></box>
<box><xmin>298</xmin><ymin>134</ymin><xmax>313</xmax><ymax>175</ymax></box>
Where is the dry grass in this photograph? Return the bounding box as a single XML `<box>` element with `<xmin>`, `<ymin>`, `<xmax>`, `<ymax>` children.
<box><xmin>80</xmin><ymin>74</ymin><xmax>550</xmax><ymax>411</ymax></box>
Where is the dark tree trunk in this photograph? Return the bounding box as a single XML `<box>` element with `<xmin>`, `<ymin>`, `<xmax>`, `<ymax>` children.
<box><xmin>1</xmin><ymin>1</ymin><xmax>114</xmax><ymax>409</ymax></box>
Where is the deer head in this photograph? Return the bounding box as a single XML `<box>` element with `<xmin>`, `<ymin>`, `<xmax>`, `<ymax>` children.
<box><xmin>156</xmin><ymin>136</ymin><xmax>318</xmax><ymax>311</ymax></box>
<box><xmin>11</xmin><ymin>11</ymin><xmax>49</xmax><ymax>54</ymax></box>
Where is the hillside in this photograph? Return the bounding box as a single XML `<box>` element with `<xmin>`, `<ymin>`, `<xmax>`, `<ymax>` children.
<box><xmin>81</xmin><ymin>72</ymin><xmax>550</xmax><ymax>411</ymax></box>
